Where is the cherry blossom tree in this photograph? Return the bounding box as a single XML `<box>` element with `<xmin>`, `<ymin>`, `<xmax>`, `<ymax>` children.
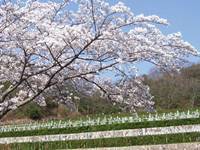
<box><xmin>0</xmin><ymin>0</ymin><xmax>199</xmax><ymax>119</ymax></box>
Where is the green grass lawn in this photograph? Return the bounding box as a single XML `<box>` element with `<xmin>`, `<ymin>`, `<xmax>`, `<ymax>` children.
<box><xmin>0</xmin><ymin>118</ymin><xmax>200</xmax><ymax>138</ymax></box>
<box><xmin>1</xmin><ymin>132</ymin><xmax>200</xmax><ymax>150</ymax></box>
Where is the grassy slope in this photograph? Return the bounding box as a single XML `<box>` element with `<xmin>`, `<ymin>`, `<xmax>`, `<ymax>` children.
<box><xmin>1</xmin><ymin>132</ymin><xmax>200</xmax><ymax>150</ymax></box>
<box><xmin>1</xmin><ymin>118</ymin><xmax>200</xmax><ymax>138</ymax></box>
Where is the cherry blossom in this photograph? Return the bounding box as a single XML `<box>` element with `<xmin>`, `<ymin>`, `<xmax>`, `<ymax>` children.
<box><xmin>0</xmin><ymin>0</ymin><xmax>199</xmax><ymax>118</ymax></box>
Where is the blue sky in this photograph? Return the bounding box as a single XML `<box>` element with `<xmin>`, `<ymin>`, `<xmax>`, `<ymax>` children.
<box><xmin>111</xmin><ymin>0</ymin><xmax>200</xmax><ymax>74</ymax></box>
<box><xmin>69</xmin><ymin>0</ymin><xmax>200</xmax><ymax>74</ymax></box>
<box><xmin>12</xmin><ymin>0</ymin><xmax>200</xmax><ymax>74</ymax></box>
<box><xmin>52</xmin><ymin>0</ymin><xmax>200</xmax><ymax>74</ymax></box>
<box><xmin>51</xmin><ymin>0</ymin><xmax>200</xmax><ymax>74</ymax></box>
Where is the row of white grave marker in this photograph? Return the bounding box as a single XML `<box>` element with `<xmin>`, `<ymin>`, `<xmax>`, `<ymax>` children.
<box><xmin>0</xmin><ymin>109</ymin><xmax>200</xmax><ymax>133</ymax></box>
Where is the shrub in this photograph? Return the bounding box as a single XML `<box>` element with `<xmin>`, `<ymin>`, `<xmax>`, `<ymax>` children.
<box><xmin>26</xmin><ymin>103</ymin><xmax>43</xmax><ymax>120</ymax></box>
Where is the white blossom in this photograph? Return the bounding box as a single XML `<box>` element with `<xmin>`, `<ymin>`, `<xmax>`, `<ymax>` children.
<box><xmin>0</xmin><ymin>0</ymin><xmax>199</xmax><ymax>118</ymax></box>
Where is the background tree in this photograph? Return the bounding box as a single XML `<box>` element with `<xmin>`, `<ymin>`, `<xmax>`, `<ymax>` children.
<box><xmin>144</xmin><ymin>64</ymin><xmax>200</xmax><ymax>110</ymax></box>
<box><xmin>0</xmin><ymin>0</ymin><xmax>199</xmax><ymax>119</ymax></box>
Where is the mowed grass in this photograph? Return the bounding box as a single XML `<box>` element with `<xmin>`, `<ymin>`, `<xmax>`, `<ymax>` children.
<box><xmin>0</xmin><ymin>118</ymin><xmax>200</xmax><ymax>138</ymax></box>
<box><xmin>1</xmin><ymin>132</ymin><xmax>200</xmax><ymax>150</ymax></box>
<box><xmin>0</xmin><ymin>108</ymin><xmax>200</xmax><ymax>149</ymax></box>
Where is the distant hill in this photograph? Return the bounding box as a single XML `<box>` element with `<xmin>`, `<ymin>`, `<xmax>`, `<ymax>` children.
<box><xmin>144</xmin><ymin>63</ymin><xmax>200</xmax><ymax>110</ymax></box>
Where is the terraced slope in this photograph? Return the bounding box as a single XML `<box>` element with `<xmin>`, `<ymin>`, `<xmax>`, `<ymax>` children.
<box><xmin>0</xmin><ymin>109</ymin><xmax>200</xmax><ymax>149</ymax></box>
